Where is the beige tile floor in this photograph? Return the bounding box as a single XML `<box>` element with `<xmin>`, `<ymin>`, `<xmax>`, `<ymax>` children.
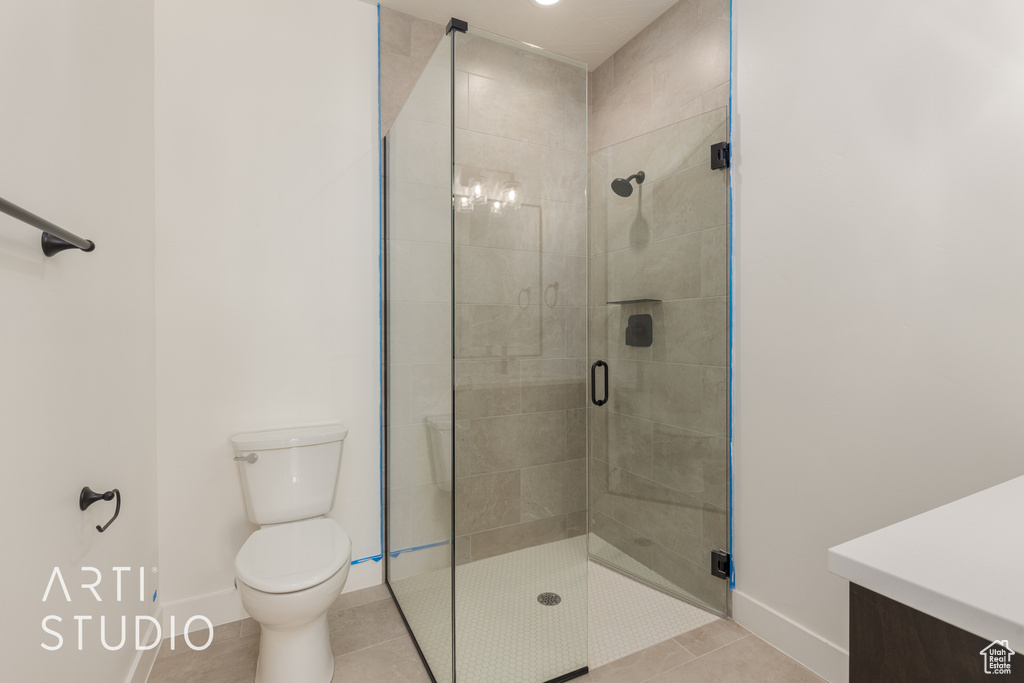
<box><xmin>147</xmin><ymin>583</ymin><xmax>825</xmax><ymax>683</ymax></box>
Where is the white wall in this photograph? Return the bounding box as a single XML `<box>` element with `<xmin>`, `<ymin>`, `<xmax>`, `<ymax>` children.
<box><xmin>155</xmin><ymin>0</ymin><xmax>381</xmax><ymax>629</ymax></box>
<box><xmin>733</xmin><ymin>1</ymin><xmax>1024</xmax><ymax>680</ymax></box>
<box><xmin>0</xmin><ymin>1</ymin><xmax>158</xmax><ymax>681</ymax></box>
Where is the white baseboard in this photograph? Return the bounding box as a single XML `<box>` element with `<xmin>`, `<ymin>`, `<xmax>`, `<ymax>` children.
<box><xmin>161</xmin><ymin>588</ymin><xmax>248</xmax><ymax>637</ymax></box>
<box><xmin>732</xmin><ymin>590</ymin><xmax>849</xmax><ymax>683</ymax></box>
<box><xmin>126</xmin><ymin>606</ymin><xmax>163</xmax><ymax>683</ymax></box>
<box><xmin>344</xmin><ymin>558</ymin><xmax>383</xmax><ymax>593</ymax></box>
<box><xmin>159</xmin><ymin>561</ymin><xmax>383</xmax><ymax>637</ymax></box>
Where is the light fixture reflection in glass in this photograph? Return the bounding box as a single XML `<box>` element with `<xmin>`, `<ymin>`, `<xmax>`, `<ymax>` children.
<box><xmin>531</xmin><ymin>0</ymin><xmax>561</xmax><ymax>6</ymax></box>
<box><xmin>500</xmin><ymin>181</ymin><xmax>522</xmax><ymax>211</ymax></box>
<box><xmin>468</xmin><ymin>176</ymin><xmax>487</xmax><ymax>205</ymax></box>
<box><xmin>490</xmin><ymin>199</ymin><xmax>503</xmax><ymax>216</ymax></box>
<box><xmin>455</xmin><ymin>195</ymin><xmax>474</xmax><ymax>213</ymax></box>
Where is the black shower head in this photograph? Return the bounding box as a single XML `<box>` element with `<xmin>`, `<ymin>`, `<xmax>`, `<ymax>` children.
<box><xmin>611</xmin><ymin>171</ymin><xmax>645</xmax><ymax>197</ymax></box>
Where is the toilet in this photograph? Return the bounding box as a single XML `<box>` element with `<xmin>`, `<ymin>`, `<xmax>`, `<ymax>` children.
<box><xmin>231</xmin><ymin>424</ymin><xmax>352</xmax><ymax>683</ymax></box>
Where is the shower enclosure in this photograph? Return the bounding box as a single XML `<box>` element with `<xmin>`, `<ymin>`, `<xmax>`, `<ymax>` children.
<box><xmin>386</xmin><ymin>19</ymin><xmax>729</xmax><ymax>683</ymax></box>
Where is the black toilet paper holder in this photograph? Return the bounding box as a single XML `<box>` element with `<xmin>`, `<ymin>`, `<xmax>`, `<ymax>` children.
<box><xmin>80</xmin><ymin>487</ymin><xmax>120</xmax><ymax>533</ymax></box>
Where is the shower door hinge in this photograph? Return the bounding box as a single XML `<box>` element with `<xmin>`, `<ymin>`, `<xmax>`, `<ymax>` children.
<box><xmin>446</xmin><ymin>17</ymin><xmax>468</xmax><ymax>34</ymax></box>
<box><xmin>710</xmin><ymin>142</ymin><xmax>730</xmax><ymax>170</ymax></box>
<box><xmin>711</xmin><ymin>549</ymin><xmax>731</xmax><ymax>580</ymax></box>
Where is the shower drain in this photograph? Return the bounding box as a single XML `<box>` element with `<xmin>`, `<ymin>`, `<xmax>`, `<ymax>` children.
<box><xmin>537</xmin><ymin>592</ymin><xmax>562</xmax><ymax>606</ymax></box>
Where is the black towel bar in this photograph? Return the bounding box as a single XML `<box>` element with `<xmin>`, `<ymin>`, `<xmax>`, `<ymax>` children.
<box><xmin>0</xmin><ymin>194</ymin><xmax>95</xmax><ymax>257</ymax></box>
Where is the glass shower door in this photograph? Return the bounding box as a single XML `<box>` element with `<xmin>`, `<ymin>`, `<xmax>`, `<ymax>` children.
<box><xmin>587</xmin><ymin>109</ymin><xmax>731</xmax><ymax>615</ymax></box>
<box><xmin>386</xmin><ymin>30</ymin><xmax>454</xmax><ymax>683</ymax></box>
<box><xmin>387</xmin><ymin>23</ymin><xmax>590</xmax><ymax>683</ymax></box>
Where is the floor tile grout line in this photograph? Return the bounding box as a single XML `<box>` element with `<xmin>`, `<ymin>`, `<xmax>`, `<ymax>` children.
<box><xmin>334</xmin><ymin>633</ymin><xmax>411</xmax><ymax>661</ymax></box>
<box><xmin>679</xmin><ymin>631</ymin><xmax>752</xmax><ymax>661</ymax></box>
<box><xmin>630</xmin><ymin>633</ymin><xmax>753</xmax><ymax>682</ymax></box>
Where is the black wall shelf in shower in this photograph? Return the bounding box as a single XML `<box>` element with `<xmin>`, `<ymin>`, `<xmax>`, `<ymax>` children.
<box><xmin>606</xmin><ymin>298</ymin><xmax>661</xmax><ymax>305</ymax></box>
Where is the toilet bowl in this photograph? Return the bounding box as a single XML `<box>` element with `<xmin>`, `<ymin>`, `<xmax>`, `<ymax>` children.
<box><xmin>231</xmin><ymin>425</ymin><xmax>351</xmax><ymax>683</ymax></box>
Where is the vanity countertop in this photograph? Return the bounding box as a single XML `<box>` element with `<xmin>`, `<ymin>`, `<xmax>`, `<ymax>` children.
<box><xmin>828</xmin><ymin>474</ymin><xmax>1024</xmax><ymax>646</ymax></box>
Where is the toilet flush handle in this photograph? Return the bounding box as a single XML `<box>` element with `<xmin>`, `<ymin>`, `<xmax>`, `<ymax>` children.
<box><xmin>234</xmin><ymin>453</ymin><xmax>259</xmax><ymax>464</ymax></box>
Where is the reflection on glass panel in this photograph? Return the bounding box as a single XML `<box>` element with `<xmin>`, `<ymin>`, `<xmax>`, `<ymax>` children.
<box><xmin>587</xmin><ymin>108</ymin><xmax>730</xmax><ymax>616</ymax></box>
<box><xmin>386</xmin><ymin>31</ymin><xmax>454</xmax><ymax>683</ymax></box>
<box><xmin>452</xmin><ymin>28</ymin><xmax>589</xmax><ymax>683</ymax></box>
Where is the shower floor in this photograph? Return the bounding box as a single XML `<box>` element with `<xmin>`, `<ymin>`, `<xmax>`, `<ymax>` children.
<box><xmin>389</xmin><ymin>535</ymin><xmax>718</xmax><ymax>683</ymax></box>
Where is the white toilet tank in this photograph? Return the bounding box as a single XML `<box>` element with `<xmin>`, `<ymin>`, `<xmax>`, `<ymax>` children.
<box><xmin>231</xmin><ymin>424</ymin><xmax>348</xmax><ymax>525</ymax></box>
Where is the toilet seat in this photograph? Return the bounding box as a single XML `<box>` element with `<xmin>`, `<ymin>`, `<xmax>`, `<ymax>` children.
<box><xmin>235</xmin><ymin>518</ymin><xmax>351</xmax><ymax>594</ymax></box>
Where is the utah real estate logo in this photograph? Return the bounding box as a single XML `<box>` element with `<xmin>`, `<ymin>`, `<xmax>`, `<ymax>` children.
<box><xmin>980</xmin><ymin>640</ymin><xmax>1015</xmax><ymax>675</ymax></box>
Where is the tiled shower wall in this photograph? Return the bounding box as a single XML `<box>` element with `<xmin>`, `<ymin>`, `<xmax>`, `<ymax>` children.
<box><xmin>380</xmin><ymin>7</ymin><xmax>444</xmax><ymax>135</ymax></box>
<box><xmin>452</xmin><ymin>33</ymin><xmax>589</xmax><ymax>564</ymax></box>
<box><xmin>588</xmin><ymin>0</ymin><xmax>730</xmax><ymax>153</ymax></box>
<box><xmin>587</xmin><ymin>0</ymin><xmax>732</xmax><ymax>611</ymax></box>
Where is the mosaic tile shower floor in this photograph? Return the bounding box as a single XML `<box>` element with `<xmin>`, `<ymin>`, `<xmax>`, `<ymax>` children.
<box><xmin>389</xmin><ymin>535</ymin><xmax>718</xmax><ymax>682</ymax></box>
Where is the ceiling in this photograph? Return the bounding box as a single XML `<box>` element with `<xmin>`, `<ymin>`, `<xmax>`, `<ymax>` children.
<box><xmin>375</xmin><ymin>0</ymin><xmax>679</xmax><ymax>70</ymax></box>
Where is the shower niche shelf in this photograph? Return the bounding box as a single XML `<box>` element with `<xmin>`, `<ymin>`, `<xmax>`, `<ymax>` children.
<box><xmin>606</xmin><ymin>298</ymin><xmax>661</xmax><ymax>305</ymax></box>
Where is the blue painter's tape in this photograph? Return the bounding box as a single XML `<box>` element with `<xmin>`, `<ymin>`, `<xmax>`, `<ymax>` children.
<box><xmin>376</xmin><ymin>3</ymin><xmax>385</xmax><ymax>570</ymax></box>
<box><xmin>153</xmin><ymin>589</ymin><xmax>157</xmax><ymax>603</ymax></box>
<box><xmin>388</xmin><ymin>539</ymin><xmax>450</xmax><ymax>559</ymax></box>
<box><xmin>352</xmin><ymin>554</ymin><xmax>384</xmax><ymax>566</ymax></box>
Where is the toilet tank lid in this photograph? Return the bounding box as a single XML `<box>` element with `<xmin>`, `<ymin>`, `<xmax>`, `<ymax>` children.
<box><xmin>231</xmin><ymin>424</ymin><xmax>348</xmax><ymax>451</ymax></box>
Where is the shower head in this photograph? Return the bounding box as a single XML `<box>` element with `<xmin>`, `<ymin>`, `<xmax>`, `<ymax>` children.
<box><xmin>611</xmin><ymin>171</ymin><xmax>645</xmax><ymax>197</ymax></box>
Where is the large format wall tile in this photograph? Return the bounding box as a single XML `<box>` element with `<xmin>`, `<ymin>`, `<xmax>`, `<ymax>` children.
<box><xmin>542</xmin><ymin>200</ymin><xmax>588</xmax><ymax>256</ymax></box>
<box><xmin>606</xmin><ymin>232</ymin><xmax>704</xmax><ymax>302</ymax></box>
<box><xmin>455</xmin><ymin>470</ymin><xmax>521</xmax><ymax>535</ymax></box>
<box><xmin>591</xmin><ymin>510</ymin><xmax>655</xmax><ymax>570</ymax></box>
<box><xmin>607</xmin><ymin>468</ymin><xmax>704</xmax><ymax>566</ymax></box>
<box><xmin>388</xmin><ymin>178</ymin><xmax>452</xmax><ymax>244</ymax></box>
<box><xmin>389</xmin><ymin>422</ymin><xmax>436</xmax><ymax>489</ymax></box>
<box><xmin>457</xmin><ymin>34</ymin><xmax>585</xmax><ymax>107</ymax></box>
<box><xmin>606</xmin><ymin>412</ymin><xmax>655</xmax><ymax>478</ymax></box>
<box><xmin>652</xmin><ymin>424</ymin><xmax>728</xmax><ymax>507</ymax></box>
<box><xmin>645</xmin><ymin>361</ymin><xmax>705</xmax><ymax>431</ymax></box>
<box><xmin>651</xmin><ymin>165</ymin><xmax>728</xmax><ymax>242</ymax></box>
<box><xmin>390</xmin><ymin>482</ymin><xmax>454</xmax><ymax>550</ymax></box>
<box><xmin>613</xmin><ymin>0</ymin><xmax>701</xmax><ymax>88</ymax></box>
<box><xmin>456</xmin><ymin>246</ymin><xmax>541</xmax><ymax>306</ymax></box>
<box><xmin>455</xmin><ymin>359</ymin><xmax>521</xmax><ymax>420</ymax></box>
<box><xmin>589</xmin><ymin>457</ymin><xmax>614</xmax><ymax>518</ymax></box>
<box><xmin>652</xmin><ymin>19</ymin><xmax>730</xmax><ymax>118</ymax></box>
<box><xmin>456</xmin><ymin>411</ymin><xmax>568</xmax><ymax>476</ymax></box>
<box><xmin>389</xmin><ymin>239</ymin><xmax>451</xmax><ymax>304</ymax></box>
<box><xmin>521</xmin><ymin>459</ymin><xmax>587</xmax><ymax>520</ymax></box>
<box><xmin>651</xmin><ymin>543</ymin><xmax>725</xmax><ymax>612</ymax></box>
<box><xmin>456</xmin><ymin>203</ymin><xmax>542</xmax><ymax>252</ymax></box>
<box><xmin>655</xmin><ymin>297</ymin><xmax>728</xmax><ymax>366</ymax></box>
<box><xmin>701</xmin><ymin>225</ymin><xmax>728</xmax><ymax>297</ymax></box>
<box><xmin>465</xmin><ymin>72</ymin><xmax>572</xmax><ymax>150</ymax></box>
<box><xmin>469</xmin><ymin>514</ymin><xmax>568</xmax><ymax>561</ymax></box>
<box><xmin>700</xmin><ymin>366</ymin><xmax>728</xmax><ymax>437</ymax></box>
<box><xmin>380</xmin><ymin>8</ymin><xmax>445</xmax><ymax>134</ymax></box>
<box><xmin>390</xmin><ymin>361</ymin><xmax>451</xmax><ymax>426</ymax></box>
<box><xmin>455</xmin><ymin>303</ymin><xmax>541</xmax><ymax>358</ymax></box>
<box><xmin>390</xmin><ymin>302</ymin><xmax>451</xmax><ymax>363</ymax></box>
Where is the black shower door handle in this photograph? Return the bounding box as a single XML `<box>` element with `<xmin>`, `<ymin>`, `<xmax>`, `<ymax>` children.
<box><xmin>591</xmin><ymin>360</ymin><xmax>608</xmax><ymax>406</ymax></box>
